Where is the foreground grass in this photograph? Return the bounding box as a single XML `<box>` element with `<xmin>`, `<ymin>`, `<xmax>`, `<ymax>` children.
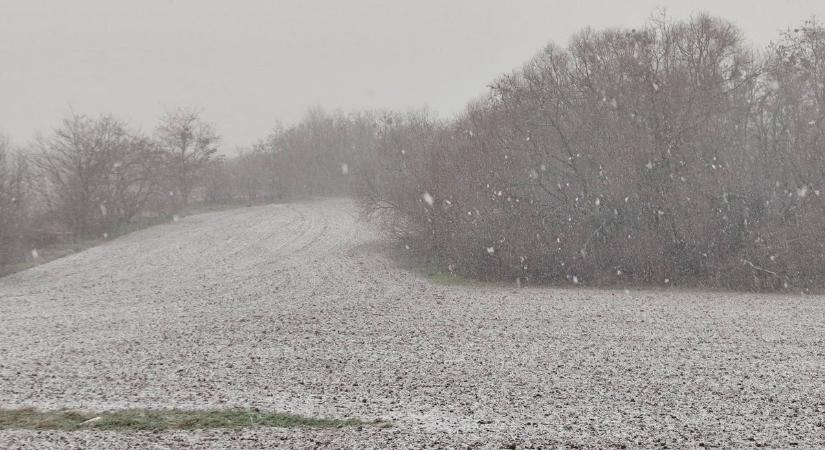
<box><xmin>0</xmin><ymin>407</ymin><xmax>378</xmax><ymax>431</ymax></box>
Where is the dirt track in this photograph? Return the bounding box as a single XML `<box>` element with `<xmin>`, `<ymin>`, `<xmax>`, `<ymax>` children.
<box><xmin>1</xmin><ymin>198</ymin><xmax>824</xmax><ymax>449</ymax></box>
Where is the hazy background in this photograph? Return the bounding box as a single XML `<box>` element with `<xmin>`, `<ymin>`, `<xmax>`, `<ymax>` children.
<box><xmin>2</xmin><ymin>0</ymin><xmax>824</xmax><ymax>149</ymax></box>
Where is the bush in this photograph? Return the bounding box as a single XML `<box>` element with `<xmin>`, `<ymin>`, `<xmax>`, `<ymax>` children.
<box><xmin>354</xmin><ymin>15</ymin><xmax>825</xmax><ymax>291</ymax></box>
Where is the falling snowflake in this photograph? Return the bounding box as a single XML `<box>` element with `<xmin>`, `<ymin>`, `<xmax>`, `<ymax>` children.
<box><xmin>31</xmin><ymin>249</ymin><xmax>39</xmax><ymax>259</ymax></box>
<box><xmin>341</xmin><ymin>163</ymin><xmax>349</xmax><ymax>175</ymax></box>
<box><xmin>422</xmin><ymin>192</ymin><xmax>434</xmax><ymax>206</ymax></box>
<box><xmin>486</xmin><ymin>247</ymin><xmax>495</xmax><ymax>254</ymax></box>
<box><xmin>645</xmin><ymin>161</ymin><xmax>654</xmax><ymax>170</ymax></box>
<box><xmin>797</xmin><ymin>186</ymin><xmax>809</xmax><ymax>198</ymax></box>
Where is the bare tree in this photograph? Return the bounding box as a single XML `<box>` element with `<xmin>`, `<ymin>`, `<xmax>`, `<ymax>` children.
<box><xmin>0</xmin><ymin>135</ymin><xmax>29</xmax><ymax>268</ymax></box>
<box><xmin>258</xmin><ymin>109</ymin><xmax>378</xmax><ymax>199</ymax></box>
<box><xmin>201</xmin><ymin>157</ymin><xmax>233</xmax><ymax>204</ymax></box>
<box><xmin>104</xmin><ymin>134</ymin><xmax>165</xmax><ymax>223</ymax></box>
<box><xmin>156</xmin><ymin>108</ymin><xmax>220</xmax><ymax>207</ymax></box>
<box><xmin>35</xmin><ymin>114</ymin><xmax>163</xmax><ymax>236</ymax></box>
<box><xmin>743</xmin><ymin>19</ymin><xmax>825</xmax><ymax>288</ymax></box>
<box><xmin>35</xmin><ymin>114</ymin><xmax>130</xmax><ymax>235</ymax></box>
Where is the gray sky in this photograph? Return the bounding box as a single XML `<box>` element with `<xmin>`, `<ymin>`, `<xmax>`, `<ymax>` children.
<box><xmin>2</xmin><ymin>0</ymin><xmax>824</xmax><ymax>149</ymax></box>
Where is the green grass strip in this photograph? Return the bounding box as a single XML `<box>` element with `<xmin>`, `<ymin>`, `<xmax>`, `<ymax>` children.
<box><xmin>0</xmin><ymin>407</ymin><xmax>380</xmax><ymax>431</ymax></box>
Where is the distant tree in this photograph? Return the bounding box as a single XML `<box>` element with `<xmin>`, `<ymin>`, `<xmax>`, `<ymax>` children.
<box><xmin>35</xmin><ymin>114</ymin><xmax>162</xmax><ymax>236</ymax></box>
<box><xmin>352</xmin><ymin>14</ymin><xmax>816</xmax><ymax>289</ymax></box>
<box><xmin>202</xmin><ymin>157</ymin><xmax>232</xmax><ymax>204</ymax></box>
<box><xmin>35</xmin><ymin>114</ymin><xmax>129</xmax><ymax>235</ymax></box>
<box><xmin>257</xmin><ymin>109</ymin><xmax>379</xmax><ymax>199</ymax></box>
<box><xmin>156</xmin><ymin>108</ymin><xmax>220</xmax><ymax>206</ymax></box>
<box><xmin>233</xmin><ymin>150</ymin><xmax>269</xmax><ymax>203</ymax></box>
<box><xmin>0</xmin><ymin>135</ymin><xmax>29</xmax><ymax>268</ymax></box>
<box><xmin>104</xmin><ymin>133</ymin><xmax>165</xmax><ymax>223</ymax></box>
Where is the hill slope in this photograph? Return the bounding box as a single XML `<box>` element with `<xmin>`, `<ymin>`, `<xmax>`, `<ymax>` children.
<box><xmin>1</xmin><ymin>199</ymin><xmax>823</xmax><ymax>448</ymax></box>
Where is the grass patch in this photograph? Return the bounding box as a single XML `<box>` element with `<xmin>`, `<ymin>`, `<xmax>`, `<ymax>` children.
<box><xmin>0</xmin><ymin>407</ymin><xmax>379</xmax><ymax>431</ymax></box>
<box><xmin>419</xmin><ymin>265</ymin><xmax>492</xmax><ymax>287</ymax></box>
<box><xmin>384</xmin><ymin>242</ymin><xmax>506</xmax><ymax>288</ymax></box>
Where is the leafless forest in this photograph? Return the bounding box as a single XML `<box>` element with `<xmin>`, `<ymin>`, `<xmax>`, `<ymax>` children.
<box><xmin>3</xmin><ymin>15</ymin><xmax>825</xmax><ymax>290</ymax></box>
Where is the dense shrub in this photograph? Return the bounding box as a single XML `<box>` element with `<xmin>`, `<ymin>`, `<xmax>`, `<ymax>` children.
<box><xmin>355</xmin><ymin>15</ymin><xmax>825</xmax><ymax>291</ymax></box>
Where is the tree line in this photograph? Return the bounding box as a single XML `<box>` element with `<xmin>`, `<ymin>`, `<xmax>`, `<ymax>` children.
<box><xmin>353</xmin><ymin>14</ymin><xmax>825</xmax><ymax>291</ymax></box>
<box><xmin>0</xmin><ymin>108</ymin><xmax>223</xmax><ymax>269</ymax></box>
<box><xmin>0</xmin><ymin>106</ymin><xmax>381</xmax><ymax>271</ymax></box>
<box><xmin>3</xmin><ymin>13</ymin><xmax>824</xmax><ymax>291</ymax></box>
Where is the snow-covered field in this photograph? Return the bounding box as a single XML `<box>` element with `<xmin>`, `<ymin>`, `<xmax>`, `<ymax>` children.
<box><xmin>1</xmin><ymin>198</ymin><xmax>823</xmax><ymax>449</ymax></box>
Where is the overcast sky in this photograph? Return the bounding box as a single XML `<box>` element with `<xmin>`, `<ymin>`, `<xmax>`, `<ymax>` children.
<box><xmin>2</xmin><ymin>0</ymin><xmax>824</xmax><ymax>149</ymax></box>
